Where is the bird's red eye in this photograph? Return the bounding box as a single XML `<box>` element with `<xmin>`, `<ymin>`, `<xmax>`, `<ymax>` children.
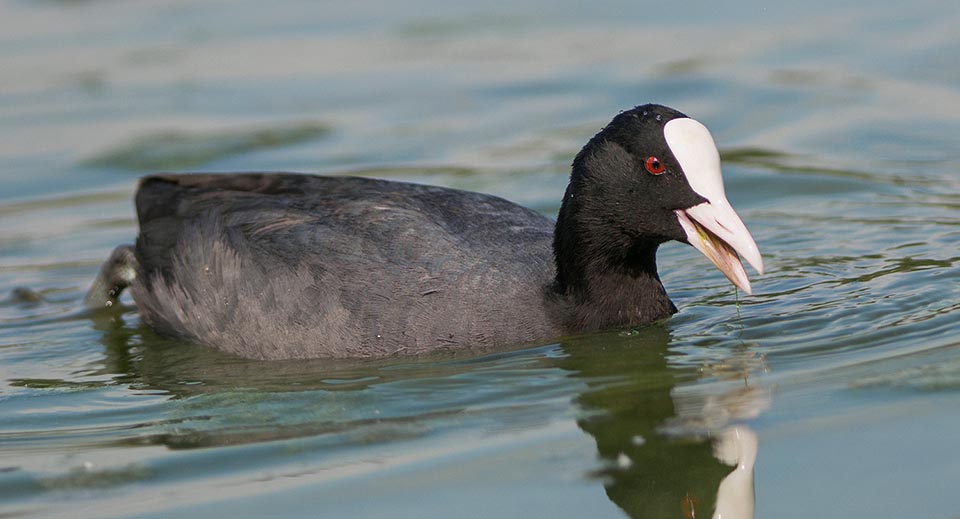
<box><xmin>645</xmin><ymin>156</ymin><xmax>665</xmax><ymax>175</ymax></box>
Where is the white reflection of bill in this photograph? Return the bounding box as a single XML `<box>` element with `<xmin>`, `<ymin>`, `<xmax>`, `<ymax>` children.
<box><xmin>712</xmin><ymin>425</ymin><xmax>758</xmax><ymax>519</ymax></box>
<box><xmin>663</xmin><ymin>349</ymin><xmax>767</xmax><ymax>519</ymax></box>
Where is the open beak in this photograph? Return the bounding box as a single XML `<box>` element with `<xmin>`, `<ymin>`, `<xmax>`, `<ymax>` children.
<box><xmin>674</xmin><ymin>200</ymin><xmax>763</xmax><ymax>294</ymax></box>
<box><xmin>664</xmin><ymin>117</ymin><xmax>763</xmax><ymax>294</ymax></box>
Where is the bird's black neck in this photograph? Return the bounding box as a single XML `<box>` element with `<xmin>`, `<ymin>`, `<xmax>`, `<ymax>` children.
<box><xmin>552</xmin><ymin>172</ymin><xmax>677</xmax><ymax>333</ymax></box>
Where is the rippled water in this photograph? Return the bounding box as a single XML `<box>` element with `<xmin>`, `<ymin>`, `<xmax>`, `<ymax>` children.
<box><xmin>1</xmin><ymin>0</ymin><xmax>959</xmax><ymax>517</ymax></box>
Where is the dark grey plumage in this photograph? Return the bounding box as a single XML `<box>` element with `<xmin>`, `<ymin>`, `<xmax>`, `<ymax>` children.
<box><xmin>126</xmin><ymin>174</ymin><xmax>565</xmax><ymax>359</ymax></box>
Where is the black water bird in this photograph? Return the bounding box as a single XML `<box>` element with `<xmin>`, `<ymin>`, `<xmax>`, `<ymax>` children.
<box><xmin>87</xmin><ymin>104</ymin><xmax>763</xmax><ymax>359</ymax></box>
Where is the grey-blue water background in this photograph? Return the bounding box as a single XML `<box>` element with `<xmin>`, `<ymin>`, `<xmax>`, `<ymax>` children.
<box><xmin>1</xmin><ymin>0</ymin><xmax>958</xmax><ymax>517</ymax></box>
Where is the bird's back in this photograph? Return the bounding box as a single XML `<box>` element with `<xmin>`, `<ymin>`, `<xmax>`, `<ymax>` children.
<box><xmin>130</xmin><ymin>173</ymin><xmax>563</xmax><ymax>359</ymax></box>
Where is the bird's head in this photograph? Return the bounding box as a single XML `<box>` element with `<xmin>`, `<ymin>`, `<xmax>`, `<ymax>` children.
<box><xmin>558</xmin><ymin>104</ymin><xmax>763</xmax><ymax>293</ymax></box>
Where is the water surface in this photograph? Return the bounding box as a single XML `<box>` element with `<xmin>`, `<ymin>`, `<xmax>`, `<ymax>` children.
<box><xmin>1</xmin><ymin>0</ymin><xmax>959</xmax><ymax>518</ymax></box>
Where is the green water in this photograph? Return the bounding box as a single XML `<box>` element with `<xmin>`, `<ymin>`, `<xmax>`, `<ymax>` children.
<box><xmin>1</xmin><ymin>0</ymin><xmax>959</xmax><ymax>518</ymax></box>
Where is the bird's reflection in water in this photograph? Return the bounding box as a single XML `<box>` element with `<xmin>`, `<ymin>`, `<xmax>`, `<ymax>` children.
<box><xmin>85</xmin><ymin>310</ymin><xmax>763</xmax><ymax>518</ymax></box>
<box><xmin>558</xmin><ymin>325</ymin><xmax>765</xmax><ymax>519</ymax></box>
<box><xmin>712</xmin><ymin>426</ymin><xmax>757</xmax><ymax>519</ymax></box>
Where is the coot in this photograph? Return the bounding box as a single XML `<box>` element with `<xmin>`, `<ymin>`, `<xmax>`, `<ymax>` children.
<box><xmin>87</xmin><ymin>104</ymin><xmax>762</xmax><ymax>359</ymax></box>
